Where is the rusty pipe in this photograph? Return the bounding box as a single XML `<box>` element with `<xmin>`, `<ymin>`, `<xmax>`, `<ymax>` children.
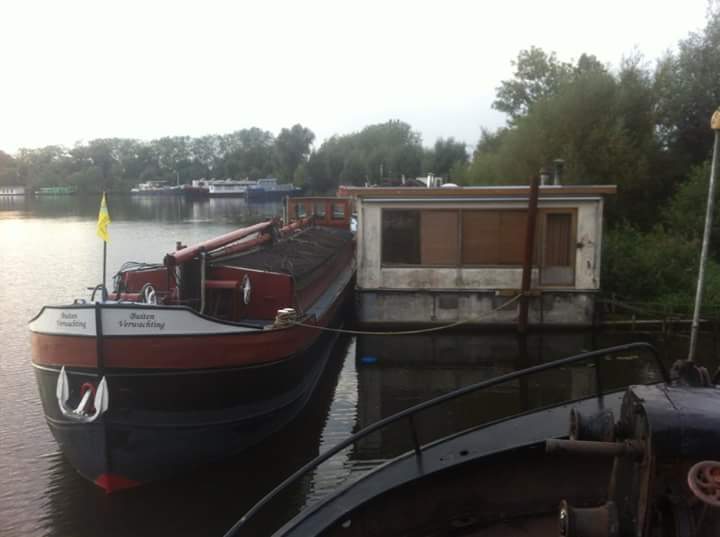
<box><xmin>164</xmin><ymin>220</ymin><xmax>276</xmax><ymax>266</ymax></box>
<box><xmin>208</xmin><ymin>235</ymin><xmax>273</xmax><ymax>260</ymax></box>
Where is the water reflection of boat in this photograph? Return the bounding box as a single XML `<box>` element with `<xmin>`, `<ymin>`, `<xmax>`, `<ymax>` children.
<box><xmin>229</xmin><ymin>343</ymin><xmax>720</xmax><ymax>537</ymax></box>
<box><xmin>34</xmin><ymin>186</ymin><xmax>78</xmax><ymax>195</ymax></box>
<box><xmin>29</xmin><ymin>197</ymin><xmax>355</xmax><ymax>492</ymax></box>
<box><xmin>353</xmin><ymin>333</ymin><xmax>662</xmax><ymax>460</ymax></box>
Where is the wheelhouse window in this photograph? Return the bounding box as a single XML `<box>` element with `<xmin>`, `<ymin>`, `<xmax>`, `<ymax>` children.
<box><xmin>332</xmin><ymin>203</ymin><xmax>346</xmax><ymax>220</ymax></box>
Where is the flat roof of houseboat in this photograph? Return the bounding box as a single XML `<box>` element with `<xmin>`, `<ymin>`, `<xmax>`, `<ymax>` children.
<box><xmin>338</xmin><ymin>185</ymin><xmax>617</xmax><ymax>198</ymax></box>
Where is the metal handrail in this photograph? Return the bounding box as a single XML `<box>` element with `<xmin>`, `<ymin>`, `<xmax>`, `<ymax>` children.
<box><xmin>225</xmin><ymin>342</ymin><xmax>665</xmax><ymax>536</ymax></box>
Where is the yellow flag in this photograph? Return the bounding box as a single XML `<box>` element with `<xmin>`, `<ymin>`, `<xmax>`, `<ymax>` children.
<box><xmin>96</xmin><ymin>193</ymin><xmax>111</xmax><ymax>242</ymax></box>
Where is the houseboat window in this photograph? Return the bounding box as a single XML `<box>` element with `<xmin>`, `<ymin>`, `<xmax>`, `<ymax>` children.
<box><xmin>420</xmin><ymin>211</ymin><xmax>459</xmax><ymax>265</ymax></box>
<box><xmin>382</xmin><ymin>208</ymin><xmax>548</xmax><ymax>267</ymax></box>
<box><xmin>295</xmin><ymin>203</ymin><xmax>306</xmax><ymax>218</ymax></box>
<box><xmin>315</xmin><ymin>202</ymin><xmax>327</xmax><ymax>217</ymax></box>
<box><xmin>332</xmin><ymin>203</ymin><xmax>346</xmax><ymax>219</ymax></box>
<box><xmin>461</xmin><ymin>210</ymin><xmax>527</xmax><ymax>266</ymax></box>
<box><xmin>382</xmin><ymin>210</ymin><xmax>421</xmax><ymax>264</ymax></box>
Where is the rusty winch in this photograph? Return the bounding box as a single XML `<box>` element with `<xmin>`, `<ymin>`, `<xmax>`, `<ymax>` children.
<box><xmin>547</xmin><ymin>381</ymin><xmax>720</xmax><ymax>537</ymax></box>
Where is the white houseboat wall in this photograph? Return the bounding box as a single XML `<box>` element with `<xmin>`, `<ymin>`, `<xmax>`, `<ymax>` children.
<box><xmin>339</xmin><ymin>184</ymin><xmax>617</xmax><ymax>327</ymax></box>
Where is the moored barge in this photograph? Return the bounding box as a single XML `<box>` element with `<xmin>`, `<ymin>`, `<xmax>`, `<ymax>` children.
<box><xmin>29</xmin><ymin>197</ymin><xmax>355</xmax><ymax>492</ymax></box>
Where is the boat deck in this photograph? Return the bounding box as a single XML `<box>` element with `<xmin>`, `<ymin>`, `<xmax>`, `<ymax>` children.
<box><xmin>215</xmin><ymin>226</ymin><xmax>353</xmax><ymax>282</ymax></box>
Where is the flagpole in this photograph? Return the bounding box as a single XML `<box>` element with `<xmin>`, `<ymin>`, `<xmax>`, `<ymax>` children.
<box><xmin>102</xmin><ymin>238</ymin><xmax>107</xmax><ymax>301</ymax></box>
<box><xmin>97</xmin><ymin>191</ymin><xmax>110</xmax><ymax>302</ymax></box>
<box><xmin>688</xmin><ymin>109</ymin><xmax>720</xmax><ymax>362</ymax></box>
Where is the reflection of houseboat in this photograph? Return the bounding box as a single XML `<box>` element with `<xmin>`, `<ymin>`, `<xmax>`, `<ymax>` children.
<box><xmin>130</xmin><ymin>181</ymin><xmax>180</xmax><ymax>195</ymax></box>
<box><xmin>29</xmin><ymin>197</ymin><xmax>355</xmax><ymax>492</ymax></box>
<box><xmin>0</xmin><ymin>185</ymin><xmax>25</xmax><ymax>196</ymax></box>
<box><xmin>34</xmin><ymin>186</ymin><xmax>77</xmax><ymax>195</ymax></box>
<box><xmin>339</xmin><ymin>183</ymin><xmax>616</xmax><ymax>326</ymax></box>
<box><xmin>207</xmin><ymin>179</ymin><xmax>257</xmax><ymax>197</ymax></box>
<box><xmin>247</xmin><ymin>177</ymin><xmax>302</xmax><ymax>200</ymax></box>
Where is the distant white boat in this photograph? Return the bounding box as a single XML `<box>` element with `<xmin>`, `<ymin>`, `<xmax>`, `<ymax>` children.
<box><xmin>130</xmin><ymin>181</ymin><xmax>180</xmax><ymax>195</ymax></box>
<box><xmin>207</xmin><ymin>179</ymin><xmax>256</xmax><ymax>197</ymax></box>
<box><xmin>0</xmin><ymin>185</ymin><xmax>25</xmax><ymax>197</ymax></box>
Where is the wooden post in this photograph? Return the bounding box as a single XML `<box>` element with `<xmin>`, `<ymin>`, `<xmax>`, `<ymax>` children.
<box><xmin>519</xmin><ymin>174</ymin><xmax>541</xmax><ymax>333</ymax></box>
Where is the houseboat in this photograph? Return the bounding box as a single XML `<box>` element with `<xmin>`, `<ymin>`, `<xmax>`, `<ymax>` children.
<box><xmin>130</xmin><ymin>181</ymin><xmax>181</xmax><ymax>195</ymax></box>
<box><xmin>247</xmin><ymin>177</ymin><xmax>302</xmax><ymax>200</ymax></box>
<box><xmin>29</xmin><ymin>197</ymin><xmax>355</xmax><ymax>492</ymax></box>
<box><xmin>0</xmin><ymin>185</ymin><xmax>25</xmax><ymax>196</ymax></box>
<box><xmin>339</xmin><ymin>183</ymin><xmax>616</xmax><ymax>326</ymax></box>
<box><xmin>181</xmin><ymin>178</ymin><xmax>210</xmax><ymax>198</ymax></box>
<box><xmin>207</xmin><ymin>178</ymin><xmax>257</xmax><ymax>197</ymax></box>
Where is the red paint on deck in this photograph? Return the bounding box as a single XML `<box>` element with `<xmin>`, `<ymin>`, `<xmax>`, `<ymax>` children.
<box><xmin>95</xmin><ymin>473</ymin><xmax>142</xmax><ymax>493</ymax></box>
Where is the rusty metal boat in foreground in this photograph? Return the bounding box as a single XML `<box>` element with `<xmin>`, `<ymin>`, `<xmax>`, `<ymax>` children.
<box><xmin>228</xmin><ymin>342</ymin><xmax>720</xmax><ymax>537</ymax></box>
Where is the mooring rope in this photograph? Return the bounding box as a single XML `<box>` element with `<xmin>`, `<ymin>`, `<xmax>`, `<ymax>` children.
<box><xmin>287</xmin><ymin>294</ymin><xmax>523</xmax><ymax>336</ymax></box>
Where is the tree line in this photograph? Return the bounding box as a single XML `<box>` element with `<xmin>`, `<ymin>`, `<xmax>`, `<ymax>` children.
<box><xmin>0</xmin><ymin>125</ymin><xmax>317</xmax><ymax>192</ymax></box>
<box><xmin>0</xmin><ymin>121</ymin><xmax>468</xmax><ymax>193</ymax></box>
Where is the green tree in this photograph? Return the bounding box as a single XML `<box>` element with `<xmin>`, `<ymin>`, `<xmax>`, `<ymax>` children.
<box><xmin>472</xmin><ymin>49</ymin><xmax>661</xmax><ymax>226</ymax></box>
<box><xmin>274</xmin><ymin>124</ymin><xmax>315</xmax><ymax>183</ymax></box>
<box><xmin>655</xmin><ymin>4</ymin><xmax>720</xmax><ymax>170</ymax></box>
<box><xmin>431</xmin><ymin>137</ymin><xmax>468</xmax><ymax>179</ymax></box>
<box><xmin>306</xmin><ymin>120</ymin><xmax>423</xmax><ymax>192</ymax></box>
<box><xmin>493</xmin><ymin>47</ymin><xmax>573</xmax><ymax>121</ymax></box>
<box><xmin>0</xmin><ymin>150</ymin><xmax>18</xmax><ymax>186</ymax></box>
<box><xmin>222</xmin><ymin>128</ymin><xmax>275</xmax><ymax>179</ymax></box>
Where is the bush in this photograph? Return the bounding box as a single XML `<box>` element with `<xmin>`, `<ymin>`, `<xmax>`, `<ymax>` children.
<box><xmin>603</xmin><ymin>223</ymin><xmax>720</xmax><ymax>313</ymax></box>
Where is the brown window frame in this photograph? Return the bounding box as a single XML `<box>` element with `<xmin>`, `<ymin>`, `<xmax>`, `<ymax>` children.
<box><xmin>380</xmin><ymin>207</ymin><xmax>575</xmax><ymax>270</ymax></box>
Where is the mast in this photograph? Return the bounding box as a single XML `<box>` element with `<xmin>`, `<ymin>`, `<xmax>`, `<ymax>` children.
<box><xmin>688</xmin><ymin>108</ymin><xmax>720</xmax><ymax>362</ymax></box>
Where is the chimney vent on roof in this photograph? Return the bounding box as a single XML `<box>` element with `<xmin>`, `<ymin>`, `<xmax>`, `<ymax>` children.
<box><xmin>539</xmin><ymin>168</ymin><xmax>551</xmax><ymax>186</ymax></box>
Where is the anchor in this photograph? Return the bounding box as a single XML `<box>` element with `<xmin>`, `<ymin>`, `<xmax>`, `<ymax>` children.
<box><xmin>55</xmin><ymin>366</ymin><xmax>109</xmax><ymax>423</ymax></box>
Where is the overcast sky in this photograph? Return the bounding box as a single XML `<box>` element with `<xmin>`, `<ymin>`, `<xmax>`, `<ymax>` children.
<box><xmin>0</xmin><ymin>0</ymin><xmax>711</xmax><ymax>154</ymax></box>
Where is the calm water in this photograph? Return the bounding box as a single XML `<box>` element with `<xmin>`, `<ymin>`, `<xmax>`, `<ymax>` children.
<box><xmin>0</xmin><ymin>195</ymin><xmax>716</xmax><ymax>536</ymax></box>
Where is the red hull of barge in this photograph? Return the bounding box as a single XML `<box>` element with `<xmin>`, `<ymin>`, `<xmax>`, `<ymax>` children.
<box><xmin>29</xmin><ymin>199</ymin><xmax>356</xmax><ymax>491</ymax></box>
